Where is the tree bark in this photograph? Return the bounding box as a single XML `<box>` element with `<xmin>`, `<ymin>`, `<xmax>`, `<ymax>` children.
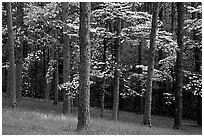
<box><xmin>171</xmin><ymin>2</ymin><xmax>175</xmax><ymax>33</ymax></box>
<box><xmin>53</xmin><ymin>29</ymin><xmax>59</xmax><ymax>105</ymax></box>
<box><xmin>44</xmin><ymin>48</ymin><xmax>52</xmax><ymax>101</ymax></box>
<box><xmin>143</xmin><ymin>2</ymin><xmax>159</xmax><ymax>127</ymax></box>
<box><xmin>158</xmin><ymin>43</ymin><xmax>164</xmax><ymax>114</ymax></box>
<box><xmin>76</xmin><ymin>2</ymin><xmax>91</xmax><ymax>131</ymax></box>
<box><xmin>31</xmin><ymin>45</ymin><xmax>37</xmax><ymax>98</ymax></box>
<box><xmin>16</xmin><ymin>2</ymin><xmax>24</xmax><ymax>105</ymax></box>
<box><xmin>44</xmin><ymin>38</ymin><xmax>55</xmax><ymax>101</ymax></box>
<box><xmin>173</xmin><ymin>2</ymin><xmax>184</xmax><ymax>129</ymax></box>
<box><xmin>138</xmin><ymin>38</ymin><xmax>144</xmax><ymax>114</ymax></box>
<box><xmin>31</xmin><ymin>77</ymin><xmax>35</xmax><ymax>98</ymax></box>
<box><xmin>100</xmin><ymin>38</ymin><xmax>107</xmax><ymax>118</ymax></box>
<box><xmin>112</xmin><ymin>17</ymin><xmax>121</xmax><ymax>121</ymax></box>
<box><xmin>62</xmin><ymin>2</ymin><xmax>72</xmax><ymax>114</ymax></box>
<box><xmin>196</xmin><ymin>95</ymin><xmax>202</xmax><ymax>126</ymax></box>
<box><xmin>191</xmin><ymin>2</ymin><xmax>202</xmax><ymax>127</ymax></box>
<box><xmin>45</xmin><ymin>78</ymin><xmax>51</xmax><ymax>101</ymax></box>
<box><xmin>6</xmin><ymin>2</ymin><xmax>17</xmax><ymax>107</ymax></box>
<box><xmin>42</xmin><ymin>46</ymin><xmax>47</xmax><ymax>95</ymax></box>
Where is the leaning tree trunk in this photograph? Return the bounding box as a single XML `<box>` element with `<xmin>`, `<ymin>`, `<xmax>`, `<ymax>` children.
<box><xmin>62</xmin><ymin>2</ymin><xmax>72</xmax><ymax>114</ymax></box>
<box><xmin>112</xmin><ymin>17</ymin><xmax>121</xmax><ymax>121</ymax></box>
<box><xmin>53</xmin><ymin>29</ymin><xmax>59</xmax><ymax>105</ymax></box>
<box><xmin>76</xmin><ymin>2</ymin><xmax>91</xmax><ymax>131</ymax></box>
<box><xmin>191</xmin><ymin>2</ymin><xmax>202</xmax><ymax>127</ymax></box>
<box><xmin>173</xmin><ymin>2</ymin><xmax>184</xmax><ymax>129</ymax></box>
<box><xmin>6</xmin><ymin>2</ymin><xmax>17</xmax><ymax>108</ymax></box>
<box><xmin>143</xmin><ymin>2</ymin><xmax>159</xmax><ymax>127</ymax></box>
<box><xmin>16</xmin><ymin>2</ymin><xmax>24</xmax><ymax>105</ymax></box>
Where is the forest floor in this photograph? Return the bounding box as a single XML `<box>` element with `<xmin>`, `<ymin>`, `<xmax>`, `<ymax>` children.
<box><xmin>2</xmin><ymin>95</ymin><xmax>202</xmax><ymax>135</ymax></box>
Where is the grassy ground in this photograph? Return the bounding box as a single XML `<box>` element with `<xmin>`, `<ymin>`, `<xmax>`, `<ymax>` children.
<box><xmin>2</xmin><ymin>95</ymin><xmax>202</xmax><ymax>135</ymax></box>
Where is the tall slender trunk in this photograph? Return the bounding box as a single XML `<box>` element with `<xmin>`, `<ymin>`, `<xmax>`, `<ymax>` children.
<box><xmin>44</xmin><ymin>42</ymin><xmax>54</xmax><ymax>101</ymax></box>
<box><xmin>6</xmin><ymin>2</ymin><xmax>17</xmax><ymax>107</ymax></box>
<box><xmin>191</xmin><ymin>2</ymin><xmax>202</xmax><ymax>127</ymax></box>
<box><xmin>143</xmin><ymin>2</ymin><xmax>159</xmax><ymax>127</ymax></box>
<box><xmin>100</xmin><ymin>38</ymin><xmax>107</xmax><ymax>118</ymax></box>
<box><xmin>45</xmin><ymin>82</ymin><xmax>51</xmax><ymax>101</ymax></box>
<box><xmin>173</xmin><ymin>2</ymin><xmax>184</xmax><ymax>129</ymax></box>
<box><xmin>138</xmin><ymin>38</ymin><xmax>144</xmax><ymax>114</ymax></box>
<box><xmin>31</xmin><ymin>78</ymin><xmax>35</xmax><ymax>98</ymax></box>
<box><xmin>171</xmin><ymin>2</ymin><xmax>175</xmax><ymax>33</ymax></box>
<box><xmin>112</xmin><ymin>17</ymin><xmax>121</xmax><ymax>121</ymax></box>
<box><xmin>53</xmin><ymin>29</ymin><xmax>59</xmax><ymax>105</ymax></box>
<box><xmin>44</xmin><ymin>47</ymin><xmax>53</xmax><ymax>101</ymax></box>
<box><xmin>62</xmin><ymin>2</ymin><xmax>71</xmax><ymax>114</ymax></box>
<box><xmin>6</xmin><ymin>67</ymin><xmax>10</xmax><ymax>97</ymax></box>
<box><xmin>158</xmin><ymin>5</ymin><xmax>163</xmax><ymax>30</ymax></box>
<box><xmin>196</xmin><ymin>95</ymin><xmax>202</xmax><ymax>126</ymax></box>
<box><xmin>42</xmin><ymin>46</ymin><xmax>47</xmax><ymax>93</ymax></box>
<box><xmin>31</xmin><ymin>45</ymin><xmax>37</xmax><ymax>98</ymax></box>
<box><xmin>16</xmin><ymin>2</ymin><xmax>24</xmax><ymax>105</ymax></box>
<box><xmin>158</xmin><ymin>48</ymin><xmax>164</xmax><ymax>114</ymax></box>
<box><xmin>76</xmin><ymin>2</ymin><xmax>91</xmax><ymax>131</ymax></box>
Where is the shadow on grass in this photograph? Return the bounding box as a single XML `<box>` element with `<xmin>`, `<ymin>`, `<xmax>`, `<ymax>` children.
<box><xmin>2</xmin><ymin>96</ymin><xmax>202</xmax><ymax>135</ymax></box>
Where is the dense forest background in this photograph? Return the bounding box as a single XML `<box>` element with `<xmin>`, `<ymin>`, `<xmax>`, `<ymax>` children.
<box><xmin>2</xmin><ymin>2</ymin><xmax>202</xmax><ymax>131</ymax></box>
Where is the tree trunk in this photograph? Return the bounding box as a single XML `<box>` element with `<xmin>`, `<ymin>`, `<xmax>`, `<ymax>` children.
<box><xmin>45</xmin><ymin>59</ymin><xmax>50</xmax><ymax>100</ymax></box>
<box><xmin>44</xmin><ymin>40</ymin><xmax>55</xmax><ymax>101</ymax></box>
<box><xmin>171</xmin><ymin>2</ymin><xmax>175</xmax><ymax>33</ymax></box>
<box><xmin>158</xmin><ymin>43</ymin><xmax>164</xmax><ymax>114</ymax></box>
<box><xmin>138</xmin><ymin>38</ymin><xmax>144</xmax><ymax>114</ymax></box>
<box><xmin>76</xmin><ymin>2</ymin><xmax>91</xmax><ymax>131</ymax></box>
<box><xmin>31</xmin><ymin>45</ymin><xmax>37</xmax><ymax>98</ymax></box>
<box><xmin>191</xmin><ymin>2</ymin><xmax>202</xmax><ymax>127</ymax></box>
<box><xmin>45</xmin><ymin>79</ymin><xmax>51</xmax><ymax>101</ymax></box>
<box><xmin>31</xmin><ymin>77</ymin><xmax>35</xmax><ymax>98</ymax></box>
<box><xmin>53</xmin><ymin>29</ymin><xmax>59</xmax><ymax>105</ymax></box>
<box><xmin>196</xmin><ymin>95</ymin><xmax>202</xmax><ymax>126</ymax></box>
<box><xmin>158</xmin><ymin>5</ymin><xmax>163</xmax><ymax>30</ymax></box>
<box><xmin>143</xmin><ymin>2</ymin><xmax>159</xmax><ymax>127</ymax></box>
<box><xmin>6</xmin><ymin>66</ymin><xmax>10</xmax><ymax>97</ymax></box>
<box><xmin>62</xmin><ymin>2</ymin><xmax>72</xmax><ymax>114</ymax></box>
<box><xmin>112</xmin><ymin>17</ymin><xmax>121</xmax><ymax>121</ymax></box>
<box><xmin>6</xmin><ymin>2</ymin><xmax>17</xmax><ymax>107</ymax></box>
<box><xmin>173</xmin><ymin>2</ymin><xmax>184</xmax><ymax>129</ymax></box>
<box><xmin>100</xmin><ymin>38</ymin><xmax>107</xmax><ymax>118</ymax></box>
<box><xmin>16</xmin><ymin>2</ymin><xmax>24</xmax><ymax>105</ymax></box>
<box><xmin>42</xmin><ymin>46</ymin><xmax>47</xmax><ymax>94</ymax></box>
